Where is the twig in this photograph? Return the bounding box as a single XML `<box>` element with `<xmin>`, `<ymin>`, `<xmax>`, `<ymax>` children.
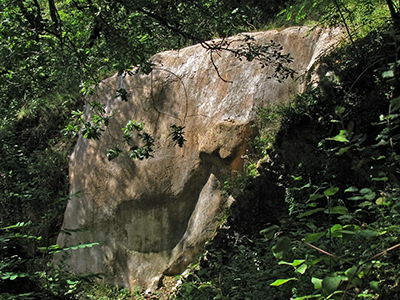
<box><xmin>369</xmin><ymin>242</ymin><xmax>400</xmax><ymax>260</ymax></box>
<box><xmin>154</xmin><ymin>67</ymin><xmax>190</xmax><ymax>123</ymax></box>
<box><xmin>305</xmin><ymin>242</ymin><xmax>340</xmax><ymax>259</ymax></box>
<box><xmin>209</xmin><ymin>51</ymin><xmax>233</xmax><ymax>83</ymax></box>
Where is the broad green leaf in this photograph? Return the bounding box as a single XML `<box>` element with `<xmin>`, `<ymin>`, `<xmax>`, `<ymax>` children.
<box><xmin>294</xmin><ymin>183</ymin><xmax>311</xmax><ymax>190</ymax></box>
<box><xmin>348</xmin><ymin>196</ymin><xmax>364</xmax><ymax>201</ymax></box>
<box><xmin>298</xmin><ymin>208</ymin><xmax>324</xmax><ymax>218</ymax></box>
<box><xmin>371</xmin><ymin>176</ymin><xmax>388</xmax><ymax>182</ymax></box>
<box><xmin>329</xmin><ymin>224</ymin><xmax>343</xmax><ymax>233</ymax></box>
<box><xmin>324</xmin><ymin>187</ymin><xmax>339</xmax><ymax>197</ymax></box>
<box><xmin>304</xmin><ymin>232</ymin><xmax>325</xmax><ymax>243</ymax></box>
<box><xmin>359</xmin><ymin>188</ymin><xmax>372</xmax><ymax>194</ymax></box>
<box><xmin>260</xmin><ymin>225</ymin><xmax>279</xmax><ymax>239</ymax></box>
<box><xmin>329</xmin><ymin>224</ymin><xmax>344</xmax><ymax>237</ymax></box>
<box><xmin>382</xmin><ymin>70</ymin><xmax>394</xmax><ymax>78</ymax></box>
<box><xmin>369</xmin><ymin>281</ymin><xmax>379</xmax><ymax>291</ymax></box>
<box><xmin>270</xmin><ymin>278</ymin><xmax>297</xmax><ymax>286</ymax></box>
<box><xmin>344</xmin><ymin>186</ymin><xmax>358</xmax><ymax>193</ymax></box>
<box><xmin>278</xmin><ymin>259</ymin><xmax>305</xmax><ymax>267</ymax></box>
<box><xmin>340</xmin><ymin>230</ymin><xmax>357</xmax><ymax>235</ymax></box>
<box><xmin>336</xmin><ymin>146</ymin><xmax>351</xmax><ymax>155</ymax></box>
<box><xmin>357</xmin><ymin>230</ymin><xmax>379</xmax><ymax>238</ymax></box>
<box><xmin>390</xmin><ymin>96</ymin><xmax>400</xmax><ymax>111</ymax></box>
<box><xmin>326</xmin><ymin>130</ymin><xmax>349</xmax><ymax>143</ymax></box>
<box><xmin>308</xmin><ymin>194</ymin><xmax>324</xmax><ymax>201</ymax></box>
<box><xmin>358</xmin><ymin>201</ymin><xmax>373</xmax><ymax>207</ymax></box>
<box><xmin>296</xmin><ymin>263</ymin><xmax>308</xmax><ymax>274</ymax></box>
<box><xmin>326</xmin><ymin>206</ymin><xmax>348</xmax><ymax>215</ymax></box>
<box><xmin>322</xmin><ymin>276</ymin><xmax>342</xmax><ymax>294</ymax></box>
<box><xmin>376</xmin><ymin>197</ymin><xmax>390</xmax><ymax>205</ymax></box>
<box><xmin>311</xmin><ymin>277</ymin><xmax>323</xmax><ymax>289</ymax></box>
<box><xmin>10</xmin><ymin>274</ymin><xmax>18</xmax><ymax>280</ymax></box>
<box><xmin>344</xmin><ymin>266</ymin><xmax>357</xmax><ymax>277</ymax></box>
<box><xmin>291</xmin><ymin>259</ymin><xmax>306</xmax><ymax>267</ymax></box>
<box><xmin>359</xmin><ymin>188</ymin><xmax>376</xmax><ymax>200</ymax></box>
<box><xmin>272</xmin><ymin>237</ymin><xmax>291</xmax><ymax>259</ymax></box>
<box><xmin>335</xmin><ymin>106</ymin><xmax>346</xmax><ymax>115</ymax></box>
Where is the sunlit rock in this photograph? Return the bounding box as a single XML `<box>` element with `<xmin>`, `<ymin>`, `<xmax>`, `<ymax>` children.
<box><xmin>57</xmin><ymin>26</ymin><xmax>342</xmax><ymax>290</ymax></box>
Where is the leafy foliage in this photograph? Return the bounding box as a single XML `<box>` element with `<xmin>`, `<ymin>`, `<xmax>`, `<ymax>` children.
<box><xmin>258</xmin><ymin>26</ymin><xmax>400</xmax><ymax>300</ymax></box>
<box><xmin>170</xmin><ymin>125</ymin><xmax>186</xmax><ymax>148</ymax></box>
<box><xmin>1</xmin><ymin>0</ymin><xmax>400</xmax><ymax>298</ymax></box>
<box><xmin>0</xmin><ymin>222</ymin><xmax>101</xmax><ymax>299</ymax></box>
<box><xmin>174</xmin><ymin>3</ymin><xmax>400</xmax><ymax>300</ymax></box>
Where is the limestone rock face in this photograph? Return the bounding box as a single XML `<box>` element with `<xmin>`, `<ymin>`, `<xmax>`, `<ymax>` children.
<box><xmin>57</xmin><ymin>27</ymin><xmax>341</xmax><ymax>289</ymax></box>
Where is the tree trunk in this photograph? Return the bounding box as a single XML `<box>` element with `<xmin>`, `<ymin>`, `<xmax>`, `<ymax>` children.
<box><xmin>386</xmin><ymin>0</ymin><xmax>400</xmax><ymax>27</ymax></box>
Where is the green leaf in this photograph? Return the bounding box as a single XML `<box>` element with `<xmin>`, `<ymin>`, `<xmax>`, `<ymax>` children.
<box><xmin>358</xmin><ymin>201</ymin><xmax>373</xmax><ymax>207</ymax></box>
<box><xmin>359</xmin><ymin>188</ymin><xmax>372</xmax><ymax>194</ymax></box>
<box><xmin>363</xmin><ymin>193</ymin><xmax>376</xmax><ymax>201</ymax></box>
<box><xmin>329</xmin><ymin>224</ymin><xmax>343</xmax><ymax>233</ymax></box>
<box><xmin>359</xmin><ymin>188</ymin><xmax>376</xmax><ymax>200</ymax></box>
<box><xmin>106</xmin><ymin>147</ymin><xmax>122</xmax><ymax>161</ymax></box>
<box><xmin>357</xmin><ymin>230</ymin><xmax>379</xmax><ymax>238</ymax></box>
<box><xmin>390</xmin><ymin>96</ymin><xmax>400</xmax><ymax>111</ymax></box>
<box><xmin>304</xmin><ymin>232</ymin><xmax>325</xmax><ymax>243</ymax></box>
<box><xmin>308</xmin><ymin>194</ymin><xmax>324</xmax><ymax>201</ymax></box>
<box><xmin>382</xmin><ymin>70</ymin><xmax>394</xmax><ymax>78</ymax></box>
<box><xmin>335</xmin><ymin>106</ymin><xmax>346</xmax><ymax>115</ymax></box>
<box><xmin>0</xmin><ymin>222</ymin><xmax>31</xmax><ymax>230</ymax></box>
<box><xmin>322</xmin><ymin>276</ymin><xmax>342</xmax><ymax>294</ymax></box>
<box><xmin>311</xmin><ymin>277</ymin><xmax>323</xmax><ymax>289</ymax></box>
<box><xmin>344</xmin><ymin>266</ymin><xmax>357</xmax><ymax>277</ymax></box>
<box><xmin>292</xmin><ymin>295</ymin><xmax>322</xmax><ymax>300</ymax></box>
<box><xmin>292</xmin><ymin>259</ymin><xmax>306</xmax><ymax>267</ymax></box>
<box><xmin>270</xmin><ymin>278</ymin><xmax>297</xmax><ymax>286</ymax></box>
<box><xmin>278</xmin><ymin>259</ymin><xmax>305</xmax><ymax>267</ymax></box>
<box><xmin>47</xmin><ymin>242</ymin><xmax>100</xmax><ymax>254</ymax></box>
<box><xmin>296</xmin><ymin>263</ymin><xmax>308</xmax><ymax>274</ymax></box>
<box><xmin>371</xmin><ymin>176</ymin><xmax>388</xmax><ymax>181</ymax></box>
<box><xmin>326</xmin><ymin>130</ymin><xmax>349</xmax><ymax>143</ymax></box>
<box><xmin>344</xmin><ymin>186</ymin><xmax>358</xmax><ymax>193</ymax></box>
<box><xmin>369</xmin><ymin>281</ymin><xmax>379</xmax><ymax>291</ymax></box>
<box><xmin>272</xmin><ymin>237</ymin><xmax>291</xmax><ymax>259</ymax></box>
<box><xmin>329</xmin><ymin>224</ymin><xmax>344</xmax><ymax>237</ymax></box>
<box><xmin>336</xmin><ymin>146</ymin><xmax>351</xmax><ymax>155</ymax></box>
<box><xmin>298</xmin><ymin>208</ymin><xmax>324</xmax><ymax>218</ymax></box>
<box><xmin>376</xmin><ymin>197</ymin><xmax>390</xmax><ymax>206</ymax></box>
<box><xmin>324</xmin><ymin>187</ymin><xmax>339</xmax><ymax>197</ymax></box>
<box><xmin>260</xmin><ymin>225</ymin><xmax>279</xmax><ymax>239</ymax></box>
<box><xmin>326</xmin><ymin>206</ymin><xmax>349</xmax><ymax>215</ymax></box>
<box><xmin>348</xmin><ymin>196</ymin><xmax>364</xmax><ymax>201</ymax></box>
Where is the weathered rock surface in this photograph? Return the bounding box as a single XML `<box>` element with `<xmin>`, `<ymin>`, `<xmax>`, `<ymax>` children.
<box><xmin>57</xmin><ymin>26</ymin><xmax>342</xmax><ymax>289</ymax></box>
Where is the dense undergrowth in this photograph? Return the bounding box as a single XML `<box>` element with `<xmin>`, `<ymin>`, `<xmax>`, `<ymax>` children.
<box><xmin>173</xmin><ymin>23</ymin><xmax>400</xmax><ymax>300</ymax></box>
<box><xmin>1</xmin><ymin>0</ymin><xmax>399</xmax><ymax>299</ymax></box>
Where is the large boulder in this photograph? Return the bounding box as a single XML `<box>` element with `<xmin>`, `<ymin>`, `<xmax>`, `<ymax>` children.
<box><xmin>57</xmin><ymin>26</ymin><xmax>341</xmax><ymax>289</ymax></box>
